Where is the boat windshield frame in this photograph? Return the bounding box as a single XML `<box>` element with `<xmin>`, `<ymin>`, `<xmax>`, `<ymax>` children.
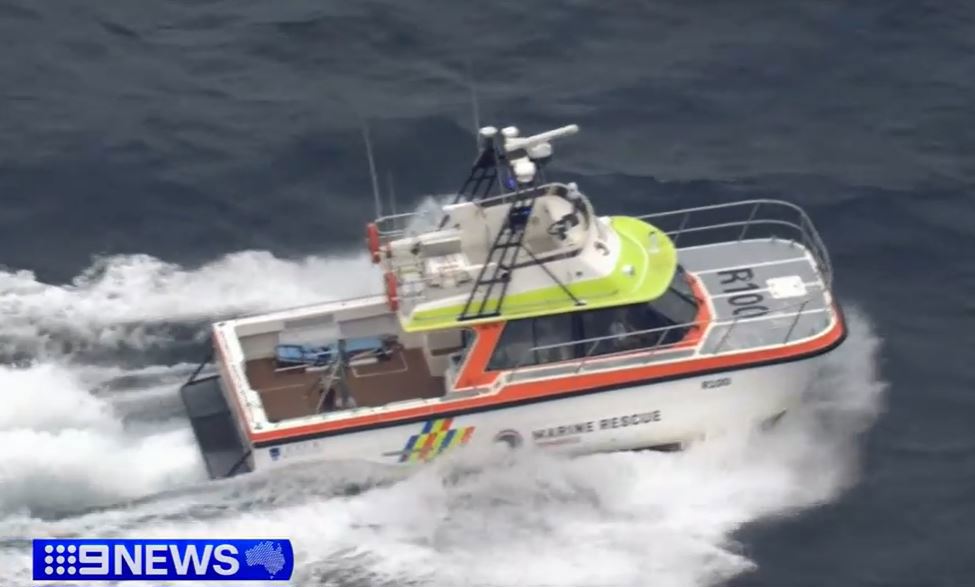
<box><xmin>483</xmin><ymin>266</ymin><xmax>701</xmax><ymax>372</ymax></box>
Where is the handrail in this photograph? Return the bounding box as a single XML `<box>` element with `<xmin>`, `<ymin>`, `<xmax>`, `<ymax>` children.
<box><xmin>389</xmin><ymin>244</ymin><xmax>615</xmax><ymax>313</ymax></box>
<box><xmin>372</xmin><ymin>182</ymin><xmax>575</xmax><ymax>243</ymax></box>
<box><xmin>501</xmin><ymin>198</ymin><xmax>835</xmax><ymax>380</ymax></box>
<box><xmin>637</xmin><ymin>199</ymin><xmax>833</xmax><ymax>288</ymax></box>
<box><xmin>232</xmin><ymin>200</ymin><xmax>829</xmax><ymax>325</ymax></box>
<box><xmin>506</xmin><ymin>293</ymin><xmax>829</xmax><ymax>381</ymax></box>
<box><xmin>229</xmin><ymin>292</ymin><xmax>386</xmax><ymax>322</ymax></box>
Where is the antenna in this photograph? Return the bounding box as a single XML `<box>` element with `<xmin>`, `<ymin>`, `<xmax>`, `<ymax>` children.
<box><xmin>361</xmin><ymin>122</ymin><xmax>382</xmax><ymax>218</ymax></box>
<box><xmin>496</xmin><ymin>124</ymin><xmax>580</xmax><ymax>185</ymax></box>
<box><xmin>386</xmin><ymin>171</ymin><xmax>397</xmax><ymax>216</ymax></box>
<box><xmin>503</xmin><ymin>124</ymin><xmax>579</xmax><ymax>153</ymax></box>
<box><xmin>466</xmin><ymin>59</ymin><xmax>481</xmax><ymax>153</ymax></box>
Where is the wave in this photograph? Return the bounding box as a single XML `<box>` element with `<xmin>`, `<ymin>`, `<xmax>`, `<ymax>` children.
<box><xmin>0</xmin><ymin>279</ymin><xmax>886</xmax><ymax>587</ymax></box>
<box><xmin>0</xmin><ymin>250</ymin><xmax>383</xmax><ymax>359</ymax></box>
<box><xmin>0</xmin><ymin>361</ymin><xmax>207</xmax><ymax>520</ymax></box>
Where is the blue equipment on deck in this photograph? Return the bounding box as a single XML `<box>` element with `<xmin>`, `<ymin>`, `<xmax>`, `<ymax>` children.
<box><xmin>274</xmin><ymin>344</ymin><xmax>333</xmax><ymax>368</ymax></box>
<box><xmin>274</xmin><ymin>336</ymin><xmax>396</xmax><ymax>369</ymax></box>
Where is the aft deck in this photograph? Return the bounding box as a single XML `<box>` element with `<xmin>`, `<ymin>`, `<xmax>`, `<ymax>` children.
<box><xmin>245</xmin><ymin>346</ymin><xmax>445</xmax><ymax>423</ymax></box>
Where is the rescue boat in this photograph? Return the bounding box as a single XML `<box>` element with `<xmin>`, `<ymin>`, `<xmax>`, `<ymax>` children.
<box><xmin>180</xmin><ymin>123</ymin><xmax>846</xmax><ymax>479</ymax></box>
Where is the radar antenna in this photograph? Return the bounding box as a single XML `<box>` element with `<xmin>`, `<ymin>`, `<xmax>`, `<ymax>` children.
<box><xmin>455</xmin><ymin>124</ymin><xmax>584</xmax><ymax>321</ymax></box>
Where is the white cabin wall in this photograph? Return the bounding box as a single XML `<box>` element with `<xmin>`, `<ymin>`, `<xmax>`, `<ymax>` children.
<box><xmin>422</xmin><ymin>328</ymin><xmax>465</xmax><ymax>377</ymax></box>
<box><xmin>232</xmin><ymin>300</ymin><xmax>419</xmax><ymax>362</ymax></box>
<box><xmin>424</xmin><ymin>354</ymin><xmax>448</xmax><ymax>376</ymax></box>
<box><xmin>424</xmin><ymin>349</ymin><xmax>451</xmax><ymax>377</ymax></box>
<box><xmin>337</xmin><ymin>313</ymin><xmax>399</xmax><ymax>339</ymax></box>
<box><xmin>522</xmin><ymin>196</ymin><xmax>563</xmax><ymax>253</ymax></box>
<box><xmin>235</xmin><ymin>320</ymin><xmax>284</xmax><ymax>337</ymax></box>
<box><xmin>425</xmin><ymin>328</ymin><xmax>463</xmax><ymax>351</ymax></box>
<box><xmin>238</xmin><ymin>332</ymin><xmax>279</xmax><ymax>360</ymax></box>
<box><xmin>397</xmin><ymin>331</ymin><xmax>425</xmax><ymax>349</ymax></box>
<box><xmin>452</xmin><ymin>201</ymin><xmax>506</xmax><ymax>265</ymax></box>
<box><xmin>459</xmin><ymin>213</ymin><xmax>495</xmax><ymax>266</ymax></box>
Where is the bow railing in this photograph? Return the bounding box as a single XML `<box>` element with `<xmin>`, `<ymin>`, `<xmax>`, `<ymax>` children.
<box><xmin>638</xmin><ymin>199</ymin><xmax>833</xmax><ymax>287</ymax></box>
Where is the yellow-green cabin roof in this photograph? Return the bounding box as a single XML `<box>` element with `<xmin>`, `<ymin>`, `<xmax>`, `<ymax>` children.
<box><xmin>399</xmin><ymin>216</ymin><xmax>679</xmax><ymax>332</ymax></box>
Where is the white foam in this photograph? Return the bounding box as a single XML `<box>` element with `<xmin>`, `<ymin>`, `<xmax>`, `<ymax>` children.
<box><xmin>0</xmin><ymin>361</ymin><xmax>207</xmax><ymax>518</ymax></box>
<box><xmin>1</xmin><ymin>306</ymin><xmax>886</xmax><ymax>587</ymax></box>
<box><xmin>0</xmin><ymin>248</ymin><xmax>397</xmax><ymax>519</ymax></box>
<box><xmin>0</xmin><ymin>248</ymin><xmax>395</xmax><ymax>521</ymax></box>
<box><xmin>0</xmin><ymin>198</ymin><xmax>469</xmax><ymax>357</ymax></box>
<box><xmin>0</xmin><ymin>250</ymin><xmax>383</xmax><ymax>354</ymax></box>
<box><xmin>0</xmin><ymin>196</ymin><xmax>887</xmax><ymax>585</ymax></box>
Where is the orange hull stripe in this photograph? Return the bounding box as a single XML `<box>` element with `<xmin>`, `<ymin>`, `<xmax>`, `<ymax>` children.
<box><xmin>237</xmin><ymin>308</ymin><xmax>844</xmax><ymax>444</ymax></box>
<box><xmin>450</xmin><ymin>273</ymin><xmax>712</xmax><ymax>389</ymax></box>
<box><xmin>670</xmin><ymin>272</ymin><xmax>712</xmax><ymax>349</ymax></box>
<box><xmin>453</xmin><ymin>322</ymin><xmax>504</xmax><ymax>389</ymax></box>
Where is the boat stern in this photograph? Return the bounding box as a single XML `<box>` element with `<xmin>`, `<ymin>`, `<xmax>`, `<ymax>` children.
<box><xmin>179</xmin><ymin>355</ymin><xmax>254</xmax><ymax>480</ymax></box>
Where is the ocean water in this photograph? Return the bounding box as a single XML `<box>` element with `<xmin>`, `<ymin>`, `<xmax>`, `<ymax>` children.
<box><xmin>1</xmin><ymin>0</ymin><xmax>973</xmax><ymax>585</ymax></box>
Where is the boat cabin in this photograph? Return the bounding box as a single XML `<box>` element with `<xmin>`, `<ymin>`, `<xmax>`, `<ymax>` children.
<box><xmin>221</xmin><ymin>258</ymin><xmax>705</xmax><ymax>424</ymax></box>
<box><xmin>212</xmin><ymin>124</ymin><xmax>706</xmax><ymax>425</ymax></box>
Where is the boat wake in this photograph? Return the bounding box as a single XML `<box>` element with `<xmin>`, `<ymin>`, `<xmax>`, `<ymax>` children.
<box><xmin>0</xmin><ymin>250</ymin><xmax>383</xmax><ymax>361</ymax></box>
<box><xmin>0</xmin><ymin>251</ymin><xmax>886</xmax><ymax>587</ymax></box>
<box><xmin>0</xmin><ymin>360</ymin><xmax>206</xmax><ymax>521</ymax></box>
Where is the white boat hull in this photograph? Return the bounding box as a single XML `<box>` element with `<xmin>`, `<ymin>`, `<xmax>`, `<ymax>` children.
<box><xmin>247</xmin><ymin>355</ymin><xmax>822</xmax><ymax>470</ymax></box>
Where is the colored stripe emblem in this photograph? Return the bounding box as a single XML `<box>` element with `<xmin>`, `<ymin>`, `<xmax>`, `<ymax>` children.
<box><xmin>397</xmin><ymin>418</ymin><xmax>475</xmax><ymax>463</ymax></box>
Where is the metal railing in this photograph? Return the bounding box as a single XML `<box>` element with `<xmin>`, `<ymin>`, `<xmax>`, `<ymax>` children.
<box><xmin>375</xmin><ymin>198</ymin><xmax>833</xmax><ymax>310</ymax></box>
<box><xmin>373</xmin><ymin>195</ymin><xmax>486</xmax><ymax>244</ymax></box>
<box><xmin>504</xmin><ymin>295</ymin><xmax>831</xmax><ymax>382</ymax></box>
<box><xmin>371</xmin><ymin>183</ymin><xmax>573</xmax><ymax>246</ymax></box>
<box><xmin>373</xmin><ymin>209</ymin><xmax>433</xmax><ymax>243</ymax></box>
<box><xmin>493</xmin><ymin>199</ymin><xmax>838</xmax><ymax>382</ymax></box>
<box><xmin>638</xmin><ymin>199</ymin><xmax>833</xmax><ymax>288</ymax></box>
<box><xmin>228</xmin><ymin>292</ymin><xmax>387</xmax><ymax>322</ymax></box>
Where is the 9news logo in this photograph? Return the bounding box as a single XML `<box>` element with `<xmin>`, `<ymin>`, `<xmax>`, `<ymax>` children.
<box><xmin>32</xmin><ymin>539</ymin><xmax>294</xmax><ymax>581</ymax></box>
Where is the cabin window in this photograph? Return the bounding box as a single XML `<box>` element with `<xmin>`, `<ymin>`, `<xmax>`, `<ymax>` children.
<box><xmin>533</xmin><ymin>313</ymin><xmax>577</xmax><ymax>364</ymax></box>
<box><xmin>451</xmin><ymin>328</ymin><xmax>476</xmax><ymax>368</ymax></box>
<box><xmin>671</xmin><ymin>265</ymin><xmax>696</xmax><ymax>301</ymax></box>
<box><xmin>487</xmin><ymin>319</ymin><xmax>536</xmax><ymax>370</ymax></box>
<box><xmin>580</xmin><ymin>306</ymin><xmax>654</xmax><ymax>354</ymax></box>
<box><xmin>487</xmin><ymin>314</ymin><xmax>579</xmax><ymax>370</ymax></box>
<box><xmin>486</xmin><ymin>267</ymin><xmax>701</xmax><ymax>370</ymax></box>
<box><xmin>663</xmin><ymin>266</ymin><xmax>700</xmax><ymax>325</ymax></box>
<box><xmin>579</xmin><ymin>268</ymin><xmax>699</xmax><ymax>357</ymax></box>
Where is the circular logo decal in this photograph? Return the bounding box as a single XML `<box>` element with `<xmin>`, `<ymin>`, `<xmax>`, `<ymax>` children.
<box><xmin>493</xmin><ymin>429</ymin><xmax>523</xmax><ymax>449</ymax></box>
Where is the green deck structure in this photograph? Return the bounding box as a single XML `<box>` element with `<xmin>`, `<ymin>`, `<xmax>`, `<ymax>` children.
<box><xmin>402</xmin><ymin>216</ymin><xmax>678</xmax><ymax>332</ymax></box>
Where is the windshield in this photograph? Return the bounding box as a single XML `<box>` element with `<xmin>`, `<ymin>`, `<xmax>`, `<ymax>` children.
<box><xmin>650</xmin><ymin>266</ymin><xmax>700</xmax><ymax>327</ymax></box>
<box><xmin>486</xmin><ymin>266</ymin><xmax>702</xmax><ymax>370</ymax></box>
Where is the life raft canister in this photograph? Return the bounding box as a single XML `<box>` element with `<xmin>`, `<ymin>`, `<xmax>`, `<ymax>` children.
<box><xmin>366</xmin><ymin>223</ymin><xmax>381</xmax><ymax>264</ymax></box>
<box><xmin>384</xmin><ymin>271</ymin><xmax>399</xmax><ymax>311</ymax></box>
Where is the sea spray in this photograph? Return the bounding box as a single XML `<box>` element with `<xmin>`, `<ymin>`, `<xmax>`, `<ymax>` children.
<box><xmin>0</xmin><ymin>247</ymin><xmax>886</xmax><ymax>587</ymax></box>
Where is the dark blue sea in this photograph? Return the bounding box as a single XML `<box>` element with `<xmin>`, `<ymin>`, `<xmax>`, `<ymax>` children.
<box><xmin>1</xmin><ymin>1</ymin><xmax>973</xmax><ymax>585</ymax></box>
